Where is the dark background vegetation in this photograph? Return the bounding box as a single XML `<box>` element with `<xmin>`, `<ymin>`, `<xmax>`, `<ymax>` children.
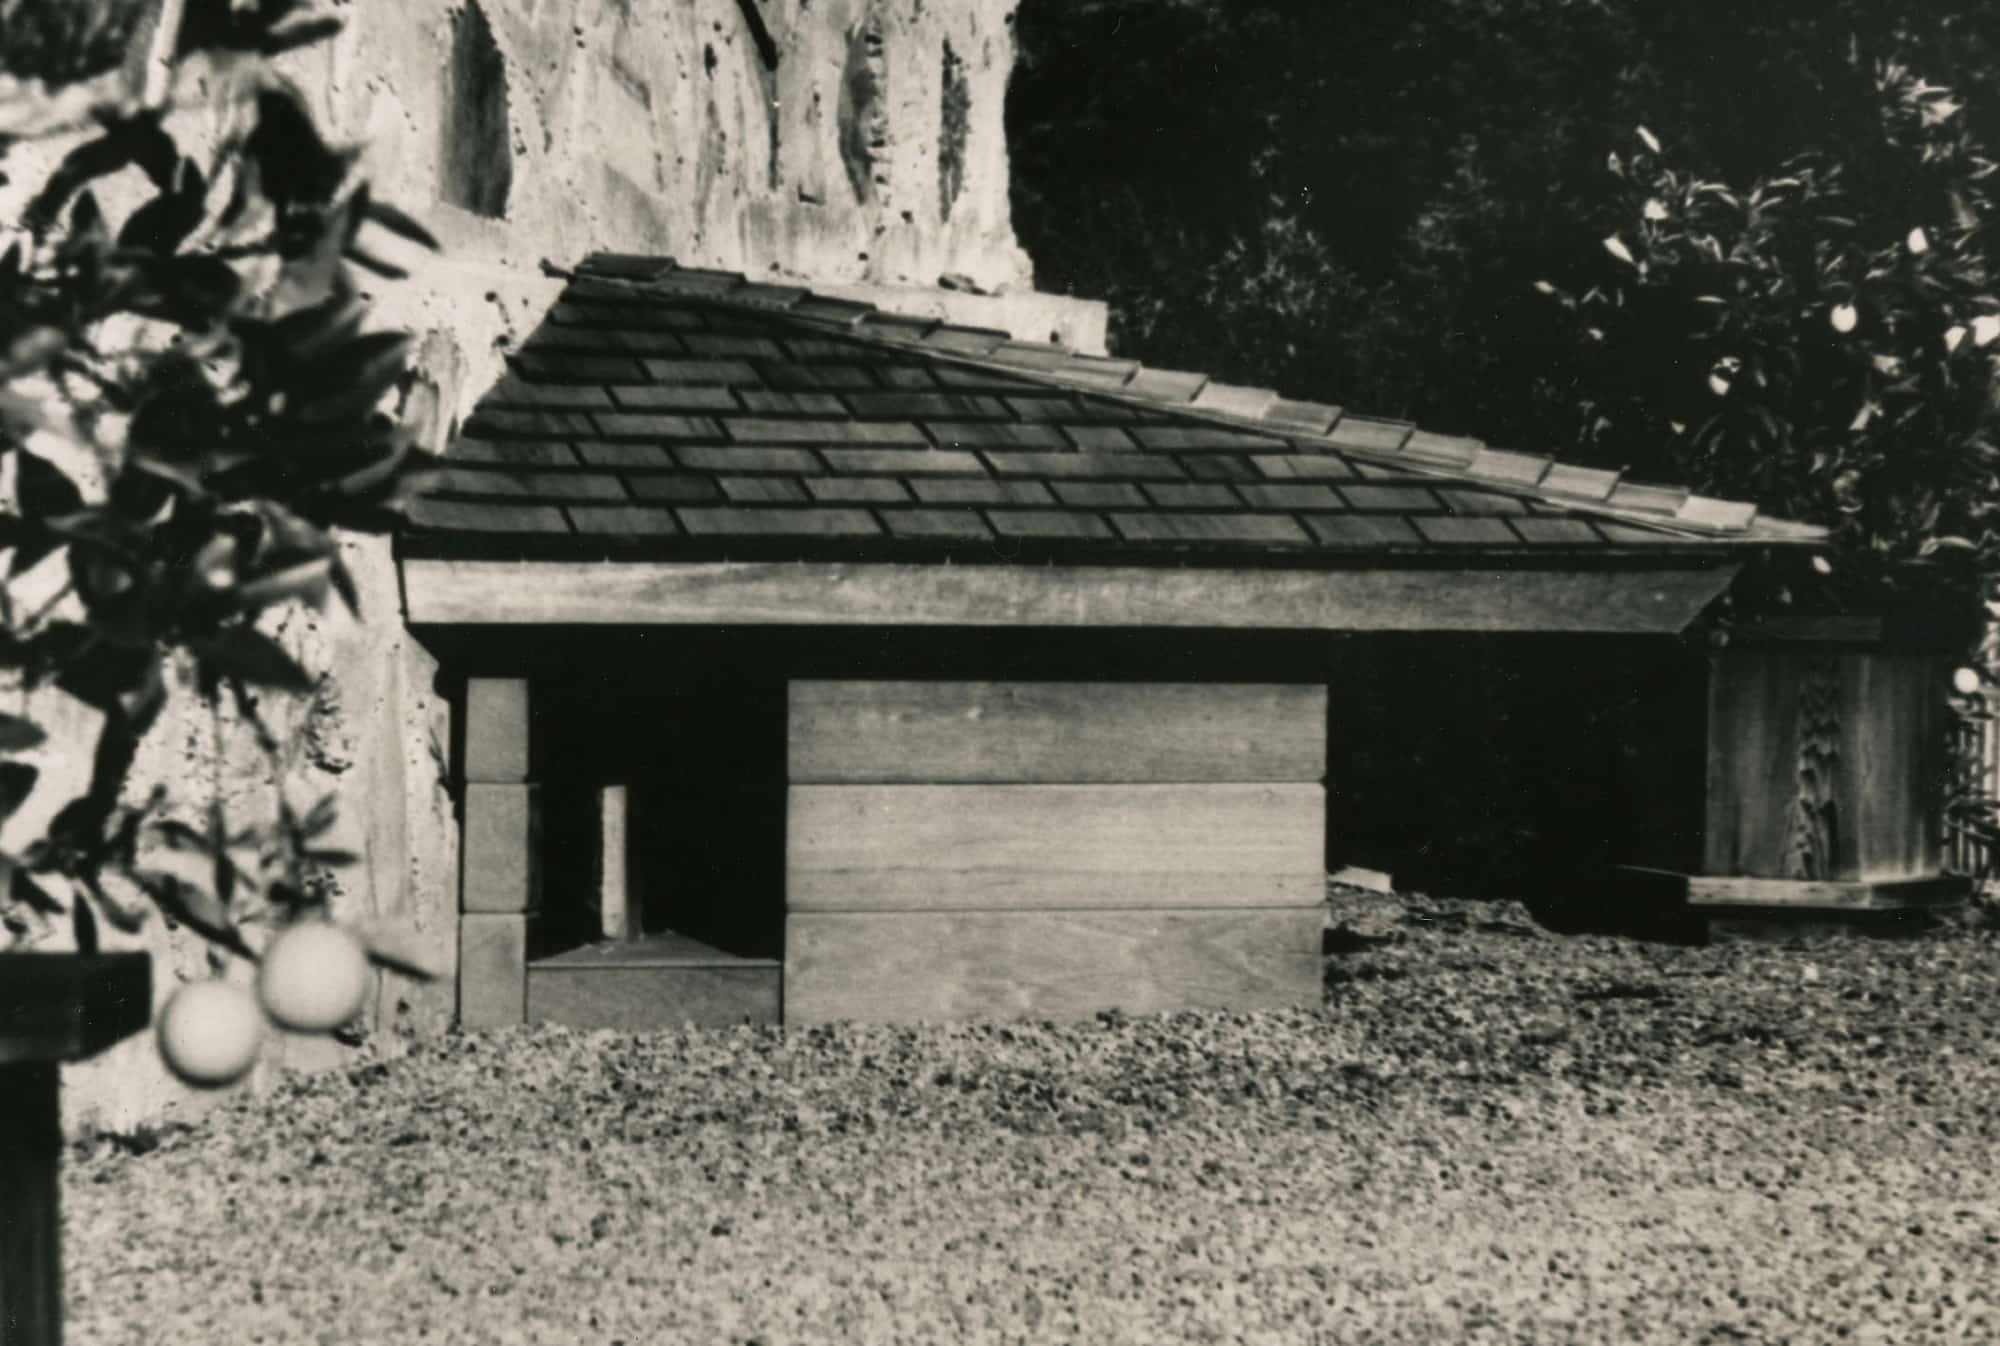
<box><xmin>1008</xmin><ymin>0</ymin><xmax>1999</xmax><ymax>452</ymax></box>
<box><xmin>1007</xmin><ymin>1</ymin><xmax>2000</xmax><ymax>902</ymax></box>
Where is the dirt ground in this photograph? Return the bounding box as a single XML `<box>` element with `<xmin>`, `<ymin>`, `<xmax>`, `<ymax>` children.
<box><xmin>63</xmin><ymin>891</ymin><xmax>2000</xmax><ymax>1344</ymax></box>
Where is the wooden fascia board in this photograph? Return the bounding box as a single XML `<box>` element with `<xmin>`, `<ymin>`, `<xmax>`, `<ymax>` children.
<box><xmin>402</xmin><ymin>559</ymin><xmax>1741</xmax><ymax>635</ymax></box>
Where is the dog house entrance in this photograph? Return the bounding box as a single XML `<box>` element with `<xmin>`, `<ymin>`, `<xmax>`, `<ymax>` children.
<box><xmin>525</xmin><ymin>648</ymin><xmax>787</xmax><ymax>1028</ymax></box>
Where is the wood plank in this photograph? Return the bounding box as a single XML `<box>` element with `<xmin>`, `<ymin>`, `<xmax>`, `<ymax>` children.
<box><xmin>0</xmin><ymin>1063</ymin><xmax>59</xmax><ymax>1346</ymax></box>
<box><xmin>1687</xmin><ymin>874</ymin><xmax>1970</xmax><ymax>910</ymax></box>
<box><xmin>463</xmin><ymin>678</ymin><xmax>530</xmax><ymax>782</ymax></box>
<box><xmin>1842</xmin><ymin>653</ymin><xmax>1947</xmax><ymax>881</ymax></box>
<box><xmin>528</xmin><ymin>965</ymin><xmax>780</xmax><ymax>1030</ymax></box>
<box><xmin>461</xmin><ymin>784</ymin><xmax>541</xmax><ymax>914</ymax></box>
<box><xmin>458</xmin><ymin>914</ymin><xmax>529</xmax><ymax>1029</ymax></box>
<box><xmin>0</xmin><ymin>954</ymin><xmax>152</xmax><ymax>1066</ymax></box>
<box><xmin>1703</xmin><ymin>652</ymin><xmax>1803</xmax><ymax>876</ymax></box>
<box><xmin>784</xmin><ymin>908</ymin><xmax>1324</xmax><ymax>1024</ymax></box>
<box><xmin>1728</xmin><ymin>613</ymin><xmax>1965</xmax><ymax>649</ymax></box>
<box><xmin>1620</xmin><ymin>866</ymin><xmax>1971</xmax><ymax>911</ymax></box>
<box><xmin>786</xmin><ymin>783</ymin><xmax>1325</xmax><ymax>910</ymax></box>
<box><xmin>402</xmin><ymin>559</ymin><xmax>1741</xmax><ymax>635</ymax></box>
<box><xmin>787</xmin><ymin>681</ymin><xmax>1327</xmax><ymax>783</ymax></box>
<box><xmin>598</xmin><ymin>786</ymin><xmax>634</xmax><ymax>940</ymax></box>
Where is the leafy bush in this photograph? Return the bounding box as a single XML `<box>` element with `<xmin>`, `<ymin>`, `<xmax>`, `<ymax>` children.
<box><xmin>0</xmin><ymin>1</ymin><xmax>441</xmax><ymax>974</ymax></box>
<box><xmin>1540</xmin><ymin>66</ymin><xmax>2000</xmax><ymax>614</ymax></box>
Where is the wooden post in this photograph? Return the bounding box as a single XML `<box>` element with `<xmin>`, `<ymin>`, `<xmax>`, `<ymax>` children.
<box><xmin>0</xmin><ymin>1063</ymin><xmax>60</xmax><ymax>1346</ymax></box>
<box><xmin>0</xmin><ymin>953</ymin><xmax>151</xmax><ymax>1346</ymax></box>
<box><xmin>458</xmin><ymin>678</ymin><xmax>535</xmax><ymax>1027</ymax></box>
<box><xmin>598</xmin><ymin>786</ymin><xmax>634</xmax><ymax>941</ymax></box>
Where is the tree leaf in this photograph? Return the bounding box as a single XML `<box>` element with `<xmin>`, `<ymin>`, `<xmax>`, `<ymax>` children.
<box><xmin>71</xmin><ymin>891</ymin><xmax>99</xmax><ymax>955</ymax></box>
<box><xmin>56</xmin><ymin>643</ymin><xmax>158</xmax><ymax>714</ymax></box>
<box><xmin>0</xmin><ymin>761</ymin><xmax>38</xmax><ymax>821</ymax></box>
<box><xmin>355</xmin><ymin>921</ymin><xmax>442</xmax><ymax>981</ymax></box>
<box><xmin>294</xmin><ymin>333</ymin><xmax>411</xmax><ymax>424</ymax></box>
<box><xmin>343</xmin><ymin>245</ymin><xmax>409</xmax><ymax>281</ymax></box>
<box><xmin>192</xmin><ymin>626</ymin><xmax>313</xmax><ymax>691</ymax></box>
<box><xmin>260</xmin><ymin>15</ymin><xmax>344</xmax><ymax>56</ymax></box>
<box><xmin>235</xmin><ymin>558</ymin><xmax>334</xmax><ymax>610</ymax></box>
<box><xmin>132</xmin><ymin>870</ymin><xmax>254</xmax><ymax>958</ymax></box>
<box><xmin>0</xmin><ymin>713</ymin><xmax>45</xmax><ymax>752</ymax></box>
<box><xmin>15</xmin><ymin>450</ymin><xmax>85</xmax><ymax>520</ymax></box>
<box><xmin>363</xmin><ymin>199</ymin><xmax>440</xmax><ymax>251</ymax></box>
<box><xmin>8</xmin><ymin>866</ymin><xmax>63</xmax><ymax>915</ymax></box>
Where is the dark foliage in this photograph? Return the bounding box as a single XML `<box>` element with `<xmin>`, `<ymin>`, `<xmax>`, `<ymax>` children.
<box><xmin>0</xmin><ymin>1</ymin><xmax>441</xmax><ymax>967</ymax></box>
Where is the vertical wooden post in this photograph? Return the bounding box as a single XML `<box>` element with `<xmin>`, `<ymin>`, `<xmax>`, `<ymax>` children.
<box><xmin>0</xmin><ymin>1063</ymin><xmax>60</xmax><ymax>1346</ymax></box>
<box><xmin>0</xmin><ymin>952</ymin><xmax>150</xmax><ymax>1346</ymax></box>
<box><xmin>459</xmin><ymin>678</ymin><xmax>535</xmax><ymax>1028</ymax></box>
<box><xmin>599</xmin><ymin>786</ymin><xmax>635</xmax><ymax>941</ymax></box>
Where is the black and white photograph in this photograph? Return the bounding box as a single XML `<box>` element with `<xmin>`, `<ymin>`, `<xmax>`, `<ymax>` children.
<box><xmin>2</xmin><ymin>1</ymin><xmax>1999</xmax><ymax>1341</ymax></box>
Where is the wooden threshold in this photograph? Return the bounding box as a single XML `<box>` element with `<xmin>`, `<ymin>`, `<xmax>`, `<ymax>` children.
<box><xmin>402</xmin><ymin>559</ymin><xmax>1739</xmax><ymax>635</ymax></box>
<box><xmin>528</xmin><ymin>934</ymin><xmax>781</xmax><ymax>1030</ymax></box>
<box><xmin>530</xmin><ymin>931</ymin><xmax>780</xmax><ymax>969</ymax></box>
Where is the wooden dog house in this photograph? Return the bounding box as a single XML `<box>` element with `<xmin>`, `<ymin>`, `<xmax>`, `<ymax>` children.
<box><xmin>404</xmin><ymin>254</ymin><xmax>1867</xmax><ymax>1031</ymax></box>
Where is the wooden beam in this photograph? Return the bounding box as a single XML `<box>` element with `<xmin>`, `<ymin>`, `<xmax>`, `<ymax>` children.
<box><xmin>787</xmin><ymin>783</ymin><xmax>1324</xmax><ymax>911</ymax></box>
<box><xmin>784</xmin><ymin>908</ymin><xmax>1324</xmax><ymax>1024</ymax></box>
<box><xmin>403</xmin><ymin>559</ymin><xmax>1739</xmax><ymax>635</ymax></box>
<box><xmin>1726</xmin><ymin>612</ymin><xmax>1967</xmax><ymax>650</ymax></box>
<box><xmin>1617</xmin><ymin>866</ymin><xmax>1971</xmax><ymax>911</ymax></box>
<box><xmin>788</xmin><ymin>681</ymin><xmax>1327</xmax><ymax>783</ymax></box>
<box><xmin>0</xmin><ymin>954</ymin><xmax>151</xmax><ymax>1066</ymax></box>
<box><xmin>463</xmin><ymin>678</ymin><xmax>531</xmax><ymax>782</ymax></box>
<box><xmin>0</xmin><ymin>1064</ymin><xmax>59</xmax><ymax>1346</ymax></box>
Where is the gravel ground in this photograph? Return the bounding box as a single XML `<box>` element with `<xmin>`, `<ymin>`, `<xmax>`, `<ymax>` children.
<box><xmin>63</xmin><ymin>891</ymin><xmax>2000</xmax><ymax>1345</ymax></box>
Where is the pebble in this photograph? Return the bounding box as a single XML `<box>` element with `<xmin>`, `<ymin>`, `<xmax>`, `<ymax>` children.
<box><xmin>61</xmin><ymin>891</ymin><xmax>2000</xmax><ymax>1344</ymax></box>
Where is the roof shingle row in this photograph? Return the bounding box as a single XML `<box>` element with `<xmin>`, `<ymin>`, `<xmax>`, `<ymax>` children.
<box><xmin>404</xmin><ymin>255</ymin><xmax>1827</xmax><ymax>562</ymax></box>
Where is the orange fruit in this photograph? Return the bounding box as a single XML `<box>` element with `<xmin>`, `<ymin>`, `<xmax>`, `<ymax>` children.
<box><xmin>256</xmin><ymin>920</ymin><xmax>372</xmax><ymax>1032</ymax></box>
<box><xmin>156</xmin><ymin>980</ymin><xmax>263</xmax><ymax>1088</ymax></box>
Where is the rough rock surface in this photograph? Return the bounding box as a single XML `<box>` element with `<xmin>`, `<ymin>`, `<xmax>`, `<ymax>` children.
<box><xmin>32</xmin><ymin>0</ymin><xmax>1092</xmax><ymax>1132</ymax></box>
<box><xmin>64</xmin><ymin>892</ymin><xmax>2000</xmax><ymax>1343</ymax></box>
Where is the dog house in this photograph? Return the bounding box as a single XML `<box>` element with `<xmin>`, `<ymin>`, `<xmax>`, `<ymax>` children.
<box><xmin>402</xmin><ymin>254</ymin><xmax>1853</xmax><ymax>1031</ymax></box>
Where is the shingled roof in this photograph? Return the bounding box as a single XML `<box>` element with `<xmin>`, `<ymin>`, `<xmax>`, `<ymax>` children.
<box><xmin>402</xmin><ymin>255</ymin><xmax>1827</xmax><ymax>566</ymax></box>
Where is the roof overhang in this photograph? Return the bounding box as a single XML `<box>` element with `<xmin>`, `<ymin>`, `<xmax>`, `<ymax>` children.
<box><xmin>402</xmin><ymin>558</ymin><xmax>1740</xmax><ymax>635</ymax></box>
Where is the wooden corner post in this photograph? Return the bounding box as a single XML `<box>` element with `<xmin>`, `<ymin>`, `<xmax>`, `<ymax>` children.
<box><xmin>458</xmin><ymin>678</ymin><xmax>538</xmax><ymax>1028</ymax></box>
<box><xmin>0</xmin><ymin>952</ymin><xmax>151</xmax><ymax>1346</ymax></box>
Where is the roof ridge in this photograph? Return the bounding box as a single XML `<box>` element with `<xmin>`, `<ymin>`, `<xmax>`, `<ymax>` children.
<box><xmin>567</xmin><ymin>254</ymin><xmax>1822</xmax><ymax>546</ymax></box>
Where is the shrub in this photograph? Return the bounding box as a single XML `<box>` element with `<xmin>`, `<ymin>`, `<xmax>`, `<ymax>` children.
<box><xmin>1540</xmin><ymin>63</ymin><xmax>2000</xmax><ymax>615</ymax></box>
<box><xmin>0</xmin><ymin>1</ymin><xmax>441</xmax><ymax>985</ymax></box>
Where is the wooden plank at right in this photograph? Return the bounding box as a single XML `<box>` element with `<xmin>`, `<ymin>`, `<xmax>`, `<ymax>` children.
<box><xmin>783</xmin><ymin>907</ymin><xmax>1325</xmax><ymax>1024</ymax></box>
<box><xmin>786</xmin><ymin>782</ymin><xmax>1326</xmax><ymax>911</ymax></box>
<box><xmin>787</xmin><ymin>681</ymin><xmax>1327</xmax><ymax>783</ymax></box>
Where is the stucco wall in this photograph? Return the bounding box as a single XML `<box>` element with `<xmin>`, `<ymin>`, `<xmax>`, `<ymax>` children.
<box><xmin>38</xmin><ymin>0</ymin><xmax>1102</xmax><ymax>1133</ymax></box>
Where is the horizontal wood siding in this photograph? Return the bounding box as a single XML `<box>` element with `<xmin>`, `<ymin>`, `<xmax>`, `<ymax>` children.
<box><xmin>787</xmin><ymin>783</ymin><xmax>1324</xmax><ymax>910</ymax></box>
<box><xmin>783</xmin><ymin>908</ymin><xmax>1324</xmax><ymax>1024</ymax></box>
<box><xmin>788</xmin><ymin>681</ymin><xmax>1327</xmax><ymax>783</ymax></box>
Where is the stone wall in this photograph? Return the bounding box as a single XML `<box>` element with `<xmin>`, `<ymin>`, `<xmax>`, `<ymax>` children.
<box><xmin>38</xmin><ymin>0</ymin><xmax>1103</xmax><ymax>1133</ymax></box>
